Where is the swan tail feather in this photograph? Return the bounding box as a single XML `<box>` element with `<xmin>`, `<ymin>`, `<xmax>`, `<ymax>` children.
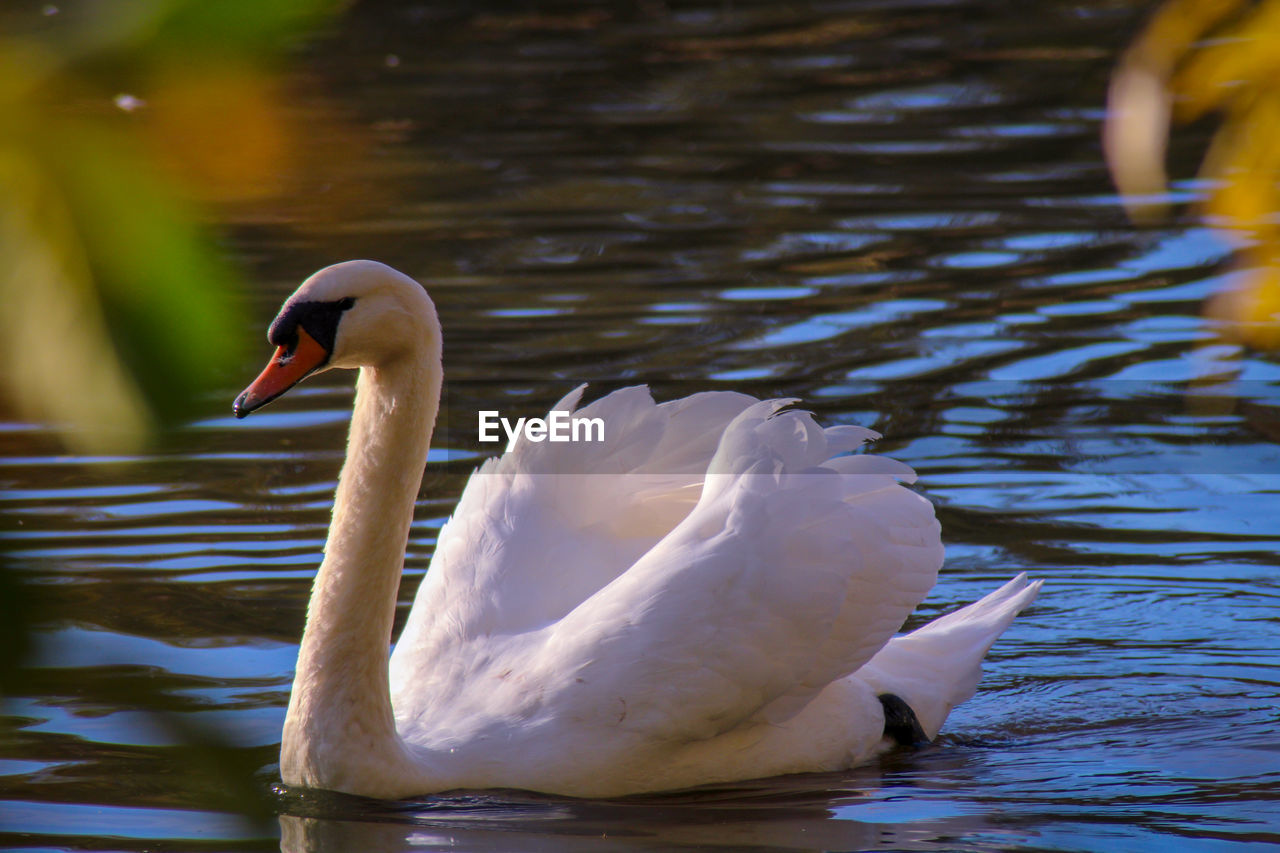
<box><xmin>854</xmin><ymin>573</ymin><xmax>1042</xmax><ymax>739</ymax></box>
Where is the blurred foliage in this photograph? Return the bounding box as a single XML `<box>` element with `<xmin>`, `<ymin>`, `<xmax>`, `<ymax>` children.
<box><xmin>1106</xmin><ymin>0</ymin><xmax>1280</xmax><ymax>349</ymax></box>
<box><xmin>0</xmin><ymin>0</ymin><xmax>346</xmax><ymax>453</ymax></box>
<box><xmin>0</xmin><ymin>0</ymin><xmax>349</xmax><ymax>832</ymax></box>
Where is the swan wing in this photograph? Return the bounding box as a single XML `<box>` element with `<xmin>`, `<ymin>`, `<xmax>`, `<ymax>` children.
<box><xmin>534</xmin><ymin>400</ymin><xmax>944</xmax><ymax>741</ymax></box>
<box><xmin>394</xmin><ymin>385</ymin><xmax>757</xmax><ymax>659</ymax></box>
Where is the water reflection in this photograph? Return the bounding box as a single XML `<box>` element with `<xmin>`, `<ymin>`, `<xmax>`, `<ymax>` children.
<box><xmin>276</xmin><ymin>765</ymin><xmax>1006</xmax><ymax>853</ymax></box>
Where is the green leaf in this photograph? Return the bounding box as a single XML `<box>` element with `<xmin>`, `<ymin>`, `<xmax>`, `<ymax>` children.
<box><xmin>46</xmin><ymin>122</ymin><xmax>245</xmax><ymax>427</ymax></box>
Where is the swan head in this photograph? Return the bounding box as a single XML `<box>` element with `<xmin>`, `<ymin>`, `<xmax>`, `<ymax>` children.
<box><xmin>233</xmin><ymin>260</ymin><xmax>439</xmax><ymax>418</ymax></box>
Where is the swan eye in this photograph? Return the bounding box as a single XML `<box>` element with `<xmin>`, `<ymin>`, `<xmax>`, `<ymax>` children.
<box><xmin>268</xmin><ymin>297</ymin><xmax>357</xmax><ymax>356</ymax></box>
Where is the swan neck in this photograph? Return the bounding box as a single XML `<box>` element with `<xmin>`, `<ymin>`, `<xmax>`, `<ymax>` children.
<box><xmin>282</xmin><ymin>345</ymin><xmax>441</xmax><ymax>795</ymax></box>
<box><xmin>326</xmin><ymin>358</ymin><xmax>438</xmax><ymax>612</ymax></box>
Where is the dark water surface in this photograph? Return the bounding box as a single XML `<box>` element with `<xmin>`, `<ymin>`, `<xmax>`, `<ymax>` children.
<box><xmin>4</xmin><ymin>1</ymin><xmax>1280</xmax><ymax>850</ymax></box>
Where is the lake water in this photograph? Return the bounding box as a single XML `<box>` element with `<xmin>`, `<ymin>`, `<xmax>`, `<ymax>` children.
<box><xmin>4</xmin><ymin>1</ymin><xmax>1279</xmax><ymax>850</ymax></box>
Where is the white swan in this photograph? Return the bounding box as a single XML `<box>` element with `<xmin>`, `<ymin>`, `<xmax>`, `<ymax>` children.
<box><xmin>234</xmin><ymin>260</ymin><xmax>1041</xmax><ymax>799</ymax></box>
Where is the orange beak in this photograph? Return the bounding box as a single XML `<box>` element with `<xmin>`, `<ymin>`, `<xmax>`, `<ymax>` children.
<box><xmin>233</xmin><ymin>326</ymin><xmax>331</xmax><ymax>418</ymax></box>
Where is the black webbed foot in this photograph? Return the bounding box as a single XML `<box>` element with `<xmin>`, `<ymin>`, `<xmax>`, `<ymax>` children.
<box><xmin>878</xmin><ymin>693</ymin><xmax>930</xmax><ymax>747</ymax></box>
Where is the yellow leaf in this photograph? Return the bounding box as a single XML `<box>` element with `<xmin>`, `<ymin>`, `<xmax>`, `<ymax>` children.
<box><xmin>1105</xmin><ymin>0</ymin><xmax>1246</xmax><ymax>220</ymax></box>
<box><xmin>0</xmin><ymin>147</ymin><xmax>152</xmax><ymax>452</ymax></box>
<box><xmin>1173</xmin><ymin>1</ymin><xmax>1280</xmax><ymax>121</ymax></box>
<box><xmin>1199</xmin><ymin>92</ymin><xmax>1280</xmax><ymax>238</ymax></box>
